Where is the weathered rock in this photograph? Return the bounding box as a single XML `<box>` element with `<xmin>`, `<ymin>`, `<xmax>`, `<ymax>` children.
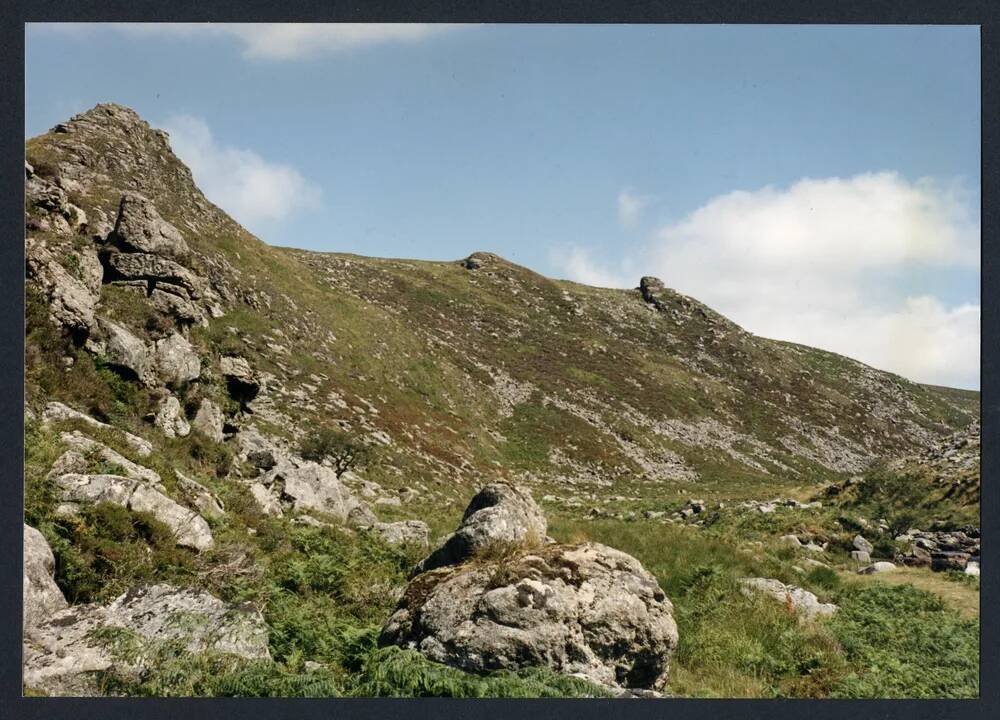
<box><xmin>248</xmin><ymin>482</ymin><xmax>283</xmax><ymax>516</ymax></box>
<box><xmin>23</xmin><ymin>525</ymin><xmax>68</xmax><ymax>629</ymax></box>
<box><xmin>414</xmin><ymin>483</ymin><xmax>547</xmax><ymax>575</ymax></box>
<box><xmin>220</xmin><ymin>356</ymin><xmax>261</xmax><ymax>406</ymax></box>
<box><xmin>236</xmin><ymin>426</ymin><xmax>283</xmax><ymax>469</ymax></box>
<box><xmin>26</xmin><ymin>238</ymin><xmax>99</xmax><ymax>336</ymax></box>
<box><xmin>23</xmin><ymin>584</ymin><xmax>269</xmax><ymax>696</ymax></box>
<box><xmin>42</xmin><ymin>401</ymin><xmax>152</xmax><ymax>456</ymax></box>
<box><xmin>852</xmin><ymin>535</ymin><xmax>874</xmax><ymax>554</ymax></box>
<box><xmin>779</xmin><ymin>534</ymin><xmax>802</xmax><ymax>548</ymax></box>
<box><xmin>850</xmin><ymin>550</ymin><xmax>871</xmax><ymax>564</ymax></box>
<box><xmin>381</xmin><ymin>541</ymin><xmax>678</xmax><ymax>692</ymax></box>
<box><xmin>739</xmin><ymin>577</ymin><xmax>838</xmax><ymax>619</ymax></box>
<box><xmin>58</xmin><ymin>430</ymin><xmax>162</xmax><ymax>485</ymax></box>
<box><xmin>153</xmin><ymin>333</ymin><xmax>201</xmax><ymax>385</ymax></box>
<box><xmin>858</xmin><ymin>561</ymin><xmax>896</xmax><ymax>575</ymax></box>
<box><xmin>254</xmin><ymin>461</ymin><xmax>363</xmax><ymax>520</ymax></box>
<box><xmin>176</xmin><ymin>471</ymin><xmax>225</xmax><ymax>518</ymax></box>
<box><xmin>106</xmin><ymin>252</ymin><xmax>202</xmax><ymax>297</ymax></box>
<box><xmin>97</xmin><ymin>317</ymin><xmax>153</xmax><ymax>384</ymax></box>
<box><xmin>191</xmin><ymin>399</ymin><xmax>225</xmax><ymax>443</ymax></box>
<box><xmin>153</xmin><ymin>395</ymin><xmax>191</xmax><ymax>438</ymax></box>
<box><xmin>107</xmin><ymin>192</ymin><xmax>190</xmax><ymax>262</ymax></box>
<box><xmin>374</xmin><ymin>520</ymin><xmax>431</xmax><ymax>547</ymax></box>
<box><xmin>931</xmin><ymin>552</ymin><xmax>970</xmax><ymax>572</ymax></box>
<box><xmin>55</xmin><ymin>474</ymin><xmax>213</xmax><ymax>551</ymax></box>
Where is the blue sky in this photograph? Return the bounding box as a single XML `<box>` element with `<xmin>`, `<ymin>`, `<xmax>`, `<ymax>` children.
<box><xmin>25</xmin><ymin>24</ymin><xmax>980</xmax><ymax>389</ymax></box>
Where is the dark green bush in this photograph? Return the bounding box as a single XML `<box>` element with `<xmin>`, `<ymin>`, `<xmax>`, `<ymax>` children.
<box><xmin>298</xmin><ymin>427</ymin><xmax>373</xmax><ymax>477</ymax></box>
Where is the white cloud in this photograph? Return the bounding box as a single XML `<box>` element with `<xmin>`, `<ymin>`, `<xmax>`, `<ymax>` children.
<box><xmin>617</xmin><ymin>188</ymin><xmax>653</xmax><ymax>228</ymax></box>
<box><xmin>162</xmin><ymin>115</ymin><xmax>321</xmax><ymax>230</ymax></box>
<box><xmin>37</xmin><ymin>23</ymin><xmax>461</xmax><ymax>61</ymax></box>
<box><xmin>562</xmin><ymin>172</ymin><xmax>980</xmax><ymax>389</ymax></box>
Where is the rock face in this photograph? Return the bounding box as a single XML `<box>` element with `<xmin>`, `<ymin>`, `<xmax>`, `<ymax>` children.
<box><xmin>107</xmin><ymin>192</ymin><xmax>190</xmax><ymax>262</ymax></box>
<box><xmin>42</xmin><ymin>401</ymin><xmax>153</xmax><ymax>457</ymax></box>
<box><xmin>23</xmin><ymin>583</ymin><xmax>269</xmax><ymax>696</ymax></box>
<box><xmin>55</xmin><ymin>473</ymin><xmax>213</xmax><ymax>551</ymax></box>
<box><xmin>382</xmin><ymin>541</ymin><xmax>678</xmax><ymax>692</ymax></box>
<box><xmin>414</xmin><ymin>483</ymin><xmax>548</xmax><ymax>574</ymax></box>
<box><xmin>220</xmin><ymin>356</ymin><xmax>261</xmax><ymax>407</ymax></box>
<box><xmin>381</xmin><ymin>484</ymin><xmax>678</xmax><ymax>692</ymax></box>
<box><xmin>23</xmin><ymin>525</ymin><xmax>69</xmax><ymax>629</ymax></box>
<box><xmin>739</xmin><ymin>577</ymin><xmax>838</xmax><ymax>619</ymax></box>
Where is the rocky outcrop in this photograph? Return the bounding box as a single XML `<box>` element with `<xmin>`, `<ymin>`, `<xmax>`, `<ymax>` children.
<box><xmin>176</xmin><ymin>471</ymin><xmax>225</xmax><ymax>519</ymax></box>
<box><xmin>23</xmin><ymin>583</ymin><xmax>269</xmax><ymax>696</ymax></box>
<box><xmin>55</xmin><ymin>473</ymin><xmax>213</xmax><ymax>551</ymax></box>
<box><xmin>107</xmin><ymin>192</ymin><xmax>190</xmax><ymax>262</ymax></box>
<box><xmin>413</xmin><ymin>483</ymin><xmax>547</xmax><ymax>574</ymax></box>
<box><xmin>738</xmin><ymin>577</ymin><xmax>838</xmax><ymax>619</ymax></box>
<box><xmin>25</xmin><ymin>238</ymin><xmax>100</xmax><ymax>338</ymax></box>
<box><xmin>382</xmin><ymin>484</ymin><xmax>677</xmax><ymax>692</ymax></box>
<box><xmin>381</xmin><ymin>541</ymin><xmax>678</xmax><ymax>692</ymax></box>
<box><xmin>23</xmin><ymin>525</ymin><xmax>68</xmax><ymax>629</ymax></box>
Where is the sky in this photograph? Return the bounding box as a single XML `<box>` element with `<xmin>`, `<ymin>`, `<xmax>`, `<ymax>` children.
<box><xmin>25</xmin><ymin>24</ymin><xmax>981</xmax><ymax>389</ymax></box>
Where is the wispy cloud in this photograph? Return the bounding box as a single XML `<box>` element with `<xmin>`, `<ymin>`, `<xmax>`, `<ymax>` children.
<box><xmin>561</xmin><ymin>172</ymin><xmax>980</xmax><ymax>388</ymax></box>
<box><xmin>162</xmin><ymin>114</ymin><xmax>322</xmax><ymax>231</ymax></box>
<box><xmin>617</xmin><ymin>188</ymin><xmax>653</xmax><ymax>228</ymax></box>
<box><xmin>35</xmin><ymin>23</ymin><xmax>463</xmax><ymax>61</ymax></box>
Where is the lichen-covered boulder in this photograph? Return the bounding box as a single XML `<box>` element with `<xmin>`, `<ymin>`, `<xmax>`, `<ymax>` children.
<box><xmin>381</xmin><ymin>541</ymin><xmax>678</xmax><ymax>692</ymax></box>
<box><xmin>413</xmin><ymin>483</ymin><xmax>547</xmax><ymax>574</ymax></box>
<box><xmin>153</xmin><ymin>395</ymin><xmax>191</xmax><ymax>438</ymax></box>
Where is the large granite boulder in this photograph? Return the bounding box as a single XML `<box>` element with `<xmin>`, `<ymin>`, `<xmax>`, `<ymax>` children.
<box><xmin>381</xmin><ymin>541</ymin><xmax>678</xmax><ymax>693</ymax></box>
<box><xmin>23</xmin><ymin>583</ymin><xmax>269</xmax><ymax>696</ymax></box>
<box><xmin>381</xmin><ymin>484</ymin><xmax>678</xmax><ymax>693</ymax></box>
<box><xmin>413</xmin><ymin>483</ymin><xmax>547</xmax><ymax>574</ymax></box>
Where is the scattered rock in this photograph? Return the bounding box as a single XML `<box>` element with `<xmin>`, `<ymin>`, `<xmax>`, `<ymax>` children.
<box><xmin>779</xmin><ymin>535</ymin><xmax>802</xmax><ymax>548</ymax></box>
<box><xmin>857</xmin><ymin>561</ymin><xmax>896</xmax><ymax>575</ymax></box>
<box><xmin>58</xmin><ymin>430</ymin><xmax>161</xmax><ymax>485</ymax></box>
<box><xmin>852</xmin><ymin>535</ymin><xmax>874</xmax><ymax>554</ymax></box>
<box><xmin>176</xmin><ymin>471</ymin><xmax>225</xmax><ymax>518</ymax></box>
<box><xmin>97</xmin><ymin>317</ymin><xmax>153</xmax><ymax>384</ymax></box>
<box><xmin>850</xmin><ymin>550</ymin><xmax>871</xmax><ymax>564</ymax></box>
<box><xmin>191</xmin><ymin>399</ymin><xmax>225</xmax><ymax>443</ymax></box>
<box><xmin>373</xmin><ymin>520</ymin><xmax>431</xmax><ymax>547</ymax></box>
<box><xmin>739</xmin><ymin>577</ymin><xmax>838</xmax><ymax>619</ymax></box>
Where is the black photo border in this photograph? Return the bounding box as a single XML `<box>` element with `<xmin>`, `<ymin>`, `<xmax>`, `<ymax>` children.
<box><xmin>1</xmin><ymin>2</ymin><xmax>996</xmax><ymax>719</ymax></box>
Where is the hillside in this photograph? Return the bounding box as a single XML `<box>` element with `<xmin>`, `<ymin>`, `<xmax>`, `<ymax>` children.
<box><xmin>23</xmin><ymin>104</ymin><xmax>980</xmax><ymax>698</ymax></box>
